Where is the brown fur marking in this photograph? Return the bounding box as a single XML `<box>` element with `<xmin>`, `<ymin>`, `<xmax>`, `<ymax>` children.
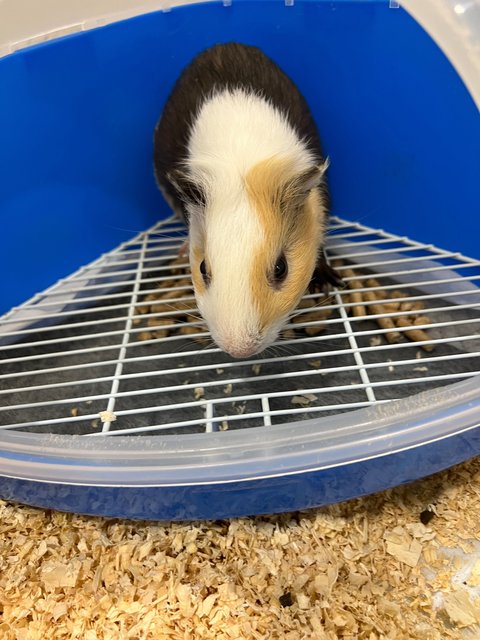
<box><xmin>190</xmin><ymin>244</ymin><xmax>206</xmax><ymax>296</ymax></box>
<box><xmin>245</xmin><ymin>157</ymin><xmax>326</xmax><ymax>330</ymax></box>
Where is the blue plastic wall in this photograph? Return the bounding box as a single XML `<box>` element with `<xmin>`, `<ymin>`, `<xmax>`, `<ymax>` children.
<box><xmin>1</xmin><ymin>0</ymin><xmax>479</xmax><ymax>315</ymax></box>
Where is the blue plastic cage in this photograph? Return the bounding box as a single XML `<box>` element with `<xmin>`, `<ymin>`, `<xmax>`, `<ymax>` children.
<box><xmin>0</xmin><ymin>0</ymin><xmax>479</xmax><ymax>520</ymax></box>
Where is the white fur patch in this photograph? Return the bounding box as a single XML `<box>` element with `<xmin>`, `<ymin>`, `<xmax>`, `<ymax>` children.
<box><xmin>186</xmin><ymin>89</ymin><xmax>316</xmax><ymax>357</ymax></box>
<box><xmin>187</xmin><ymin>89</ymin><xmax>316</xmax><ymax>178</ymax></box>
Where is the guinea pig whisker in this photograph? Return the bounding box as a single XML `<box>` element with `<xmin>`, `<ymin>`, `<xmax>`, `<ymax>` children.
<box><xmin>157</xmin><ymin>301</ymin><xmax>204</xmax><ymax>325</ymax></box>
<box><xmin>150</xmin><ymin>231</ymin><xmax>189</xmax><ymax>240</ymax></box>
<box><xmin>171</xmin><ymin>336</ymin><xmax>211</xmax><ymax>355</ymax></box>
<box><xmin>269</xmin><ymin>341</ymin><xmax>296</xmax><ymax>358</ymax></box>
<box><xmin>280</xmin><ymin>342</ymin><xmax>299</xmax><ymax>357</ymax></box>
<box><xmin>180</xmin><ymin>312</ymin><xmax>205</xmax><ymax>324</ymax></box>
<box><xmin>268</xmin><ymin>345</ymin><xmax>283</xmax><ymax>359</ymax></box>
<box><xmin>171</xmin><ymin>337</ymin><xmax>199</xmax><ymax>354</ymax></box>
<box><xmin>261</xmin><ymin>344</ymin><xmax>277</xmax><ymax>360</ymax></box>
<box><xmin>171</xmin><ymin>341</ymin><xmax>191</xmax><ymax>355</ymax></box>
<box><xmin>287</xmin><ymin>309</ymin><xmax>303</xmax><ymax>321</ymax></box>
<box><xmin>197</xmin><ymin>339</ymin><xmax>217</xmax><ymax>355</ymax></box>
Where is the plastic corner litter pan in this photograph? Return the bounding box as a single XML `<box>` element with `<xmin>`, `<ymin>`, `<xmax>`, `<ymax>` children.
<box><xmin>0</xmin><ymin>0</ymin><xmax>479</xmax><ymax>521</ymax></box>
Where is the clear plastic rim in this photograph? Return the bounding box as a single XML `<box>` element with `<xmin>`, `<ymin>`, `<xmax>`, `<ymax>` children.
<box><xmin>0</xmin><ymin>375</ymin><xmax>478</xmax><ymax>487</ymax></box>
<box><xmin>400</xmin><ymin>0</ymin><xmax>480</xmax><ymax>110</ymax></box>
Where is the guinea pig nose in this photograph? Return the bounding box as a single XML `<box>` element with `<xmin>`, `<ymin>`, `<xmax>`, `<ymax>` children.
<box><xmin>227</xmin><ymin>347</ymin><xmax>253</xmax><ymax>359</ymax></box>
<box><xmin>225</xmin><ymin>343</ymin><xmax>258</xmax><ymax>359</ymax></box>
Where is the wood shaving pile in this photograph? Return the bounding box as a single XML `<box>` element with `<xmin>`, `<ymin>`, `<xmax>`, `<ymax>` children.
<box><xmin>291</xmin><ymin>393</ymin><xmax>318</xmax><ymax>407</ymax></box>
<box><xmin>1</xmin><ymin>456</ymin><xmax>480</xmax><ymax>639</ymax></box>
<box><xmin>98</xmin><ymin>411</ymin><xmax>116</xmax><ymax>424</ymax></box>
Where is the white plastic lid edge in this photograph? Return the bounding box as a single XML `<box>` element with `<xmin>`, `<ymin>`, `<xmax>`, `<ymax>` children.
<box><xmin>400</xmin><ymin>0</ymin><xmax>480</xmax><ymax>109</ymax></box>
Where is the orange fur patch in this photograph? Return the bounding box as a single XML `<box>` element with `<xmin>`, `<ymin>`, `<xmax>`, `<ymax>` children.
<box><xmin>245</xmin><ymin>157</ymin><xmax>327</xmax><ymax>330</ymax></box>
<box><xmin>190</xmin><ymin>244</ymin><xmax>206</xmax><ymax>296</ymax></box>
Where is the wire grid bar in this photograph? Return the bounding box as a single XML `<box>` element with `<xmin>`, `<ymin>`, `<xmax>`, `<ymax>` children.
<box><xmin>1</xmin><ymin>216</ymin><xmax>479</xmax><ymax>437</ymax></box>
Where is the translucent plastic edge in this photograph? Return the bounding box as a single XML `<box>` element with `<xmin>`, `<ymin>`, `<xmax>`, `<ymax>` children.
<box><xmin>0</xmin><ymin>374</ymin><xmax>478</xmax><ymax>486</ymax></box>
<box><xmin>0</xmin><ymin>0</ymin><xmax>204</xmax><ymax>58</ymax></box>
<box><xmin>400</xmin><ymin>0</ymin><xmax>480</xmax><ymax>109</ymax></box>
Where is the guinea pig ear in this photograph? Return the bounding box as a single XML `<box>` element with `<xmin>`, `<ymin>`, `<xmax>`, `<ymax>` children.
<box><xmin>167</xmin><ymin>169</ymin><xmax>206</xmax><ymax>208</ymax></box>
<box><xmin>283</xmin><ymin>158</ymin><xmax>330</xmax><ymax>209</ymax></box>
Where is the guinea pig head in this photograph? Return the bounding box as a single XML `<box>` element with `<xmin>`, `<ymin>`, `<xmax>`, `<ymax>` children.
<box><xmin>186</xmin><ymin>156</ymin><xmax>329</xmax><ymax>358</ymax></box>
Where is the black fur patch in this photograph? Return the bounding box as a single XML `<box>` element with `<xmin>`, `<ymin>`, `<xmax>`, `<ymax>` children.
<box><xmin>153</xmin><ymin>42</ymin><xmax>328</xmax><ymax>218</ymax></box>
<box><xmin>310</xmin><ymin>248</ymin><xmax>344</xmax><ymax>295</ymax></box>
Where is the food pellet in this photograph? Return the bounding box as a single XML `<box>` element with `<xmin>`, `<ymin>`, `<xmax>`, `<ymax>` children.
<box><xmin>343</xmin><ymin>268</ymin><xmax>366</xmax><ymax>317</ymax></box>
<box><xmin>330</xmin><ymin>263</ymin><xmax>435</xmax><ymax>350</ymax></box>
<box><xmin>396</xmin><ymin>317</ymin><xmax>434</xmax><ymax>351</ymax></box>
<box><xmin>178</xmin><ymin>325</ymin><xmax>209</xmax><ymax>345</ymax></box>
<box><xmin>147</xmin><ymin>317</ymin><xmax>174</xmax><ymax>331</ymax></box>
<box><xmin>304</xmin><ymin>325</ymin><xmax>324</xmax><ymax>336</ymax></box>
<box><xmin>413</xmin><ymin>316</ymin><xmax>431</xmax><ymax>326</ymax></box>
<box><xmin>138</xmin><ymin>331</ymin><xmax>154</xmax><ymax>341</ymax></box>
<box><xmin>363</xmin><ymin>290</ymin><xmax>403</xmax><ymax>343</ymax></box>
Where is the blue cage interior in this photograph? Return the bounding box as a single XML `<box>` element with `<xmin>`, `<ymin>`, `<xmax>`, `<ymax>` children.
<box><xmin>1</xmin><ymin>0</ymin><xmax>479</xmax><ymax>315</ymax></box>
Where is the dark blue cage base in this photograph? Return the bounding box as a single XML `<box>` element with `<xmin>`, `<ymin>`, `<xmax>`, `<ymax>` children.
<box><xmin>1</xmin><ymin>426</ymin><xmax>480</xmax><ymax>521</ymax></box>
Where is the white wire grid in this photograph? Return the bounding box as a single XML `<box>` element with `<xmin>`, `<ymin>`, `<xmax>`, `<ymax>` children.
<box><xmin>0</xmin><ymin>215</ymin><xmax>479</xmax><ymax>437</ymax></box>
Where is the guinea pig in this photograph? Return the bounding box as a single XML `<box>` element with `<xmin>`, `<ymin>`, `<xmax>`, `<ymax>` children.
<box><xmin>154</xmin><ymin>42</ymin><xmax>340</xmax><ymax>359</ymax></box>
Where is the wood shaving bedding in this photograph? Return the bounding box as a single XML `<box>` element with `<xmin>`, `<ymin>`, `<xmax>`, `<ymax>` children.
<box><xmin>1</xmin><ymin>456</ymin><xmax>479</xmax><ymax>639</ymax></box>
<box><xmin>98</xmin><ymin>411</ymin><xmax>116</xmax><ymax>423</ymax></box>
<box><xmin>193</xmin><ymin>387</ymin><xmax>205</xmax><ymax>401</ymax></box>
<box><xmin>291</xmin><ymin>394</ymin><xmax>318</xmax><ymax>407</ymax></box>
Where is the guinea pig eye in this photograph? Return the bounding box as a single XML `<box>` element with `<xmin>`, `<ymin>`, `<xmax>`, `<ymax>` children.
<box><xmin>273</xmin><ymin>255</ymin><xmax>288</xmax><ymax>283</ymax></box>
<box><xmin>199</xmin><ymin>259</ymin><xmax>210</xmax><ymax>284</ymax></box>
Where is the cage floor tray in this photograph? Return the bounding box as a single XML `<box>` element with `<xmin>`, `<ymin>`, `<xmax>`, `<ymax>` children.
<box><xmin>0</xmin><ymin>216</ymin><xmax>479</xmax><ymax>520</ymax></box>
